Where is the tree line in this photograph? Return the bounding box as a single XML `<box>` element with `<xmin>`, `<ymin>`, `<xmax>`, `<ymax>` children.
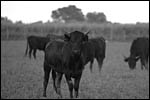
<box><xmin>1</xmin><ymin>5</ymin><xmax>149</xmax><ymax>41</ymax></box>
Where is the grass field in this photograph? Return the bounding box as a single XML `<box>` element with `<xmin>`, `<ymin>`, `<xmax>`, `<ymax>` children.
<box><xmin>1</xmin><ymin>40</ymin><xmax>149</xmax><ymax>99</ymax></box>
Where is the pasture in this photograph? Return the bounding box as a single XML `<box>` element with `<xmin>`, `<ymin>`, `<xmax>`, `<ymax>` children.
<box><xmin>1</xmin><ymin>40</ymin><xmax>149</xmax><ymax>99</ymax></box>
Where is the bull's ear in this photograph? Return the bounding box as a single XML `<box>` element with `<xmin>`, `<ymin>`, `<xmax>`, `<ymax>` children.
<box><xmin>86</xmin><ymin>31</ymin><xmax>90</xmax><ymax>35</ymax></box>
<box><xmin>64</xmin><ymin>34</ymin><xmax>70</xmax><ymax>41</ymax></box>
<box><xmin>124</xmin><ymin>57</ymin><xmax>129</xmax><ymax>62</ymax></box>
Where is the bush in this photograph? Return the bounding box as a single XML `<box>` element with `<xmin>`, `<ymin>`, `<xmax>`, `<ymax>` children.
<box><xmin>1</xmin><ymin>22</ymin><xmax>149</xmax><ymax>41</ymax></box>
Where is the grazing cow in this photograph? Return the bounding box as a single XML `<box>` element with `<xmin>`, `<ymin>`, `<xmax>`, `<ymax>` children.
<box><xmin>82</xmin><ymin>37</ymin><xmax>106</xmax><ymax>72</ymax></box>
<box><xmin>43</xmin><ymin>31</ymin><xmax>89</xmax><ymax>98</ymax></box>
<box><xmin>124</xmin><ymin>37</ymin><xmax>149</xmax><ymax>70</ymax></box>
<box><xmin>25</xmin><ymin>36</ymin><xmax>50</xmax><ymax>59</ymax></box>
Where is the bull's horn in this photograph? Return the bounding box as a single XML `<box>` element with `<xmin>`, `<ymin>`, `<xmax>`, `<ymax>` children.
<box><xmin>135</xmin><ymin>56</ymin><xmax>140</xmax><ymax>61</ymax></box>
<box><xmin>86</xmin><ymin>31</ymin><xmax>90</xmax><ymax>35</ymax></box>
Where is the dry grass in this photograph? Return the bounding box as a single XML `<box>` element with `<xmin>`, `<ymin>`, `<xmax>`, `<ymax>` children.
<box><xmin>1</xmin><ymin>40</ymin><xmax>149</xmax><ymax>99</ymax></box>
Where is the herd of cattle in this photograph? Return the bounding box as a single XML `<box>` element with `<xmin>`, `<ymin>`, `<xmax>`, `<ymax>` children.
<box><xmin>24</xmin><ymin>31</ymin><xmax>149</xmax><ymax>98</ymax></box>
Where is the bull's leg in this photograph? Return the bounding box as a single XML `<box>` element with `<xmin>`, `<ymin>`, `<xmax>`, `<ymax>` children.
<box><xmin>24</xmin><ymin>41</ymin><xmax>28</xmax><ymax>57</ymax></box>
<box><xmin>29</xmin><ymin>49</ymin><xmax>32</xmax><ymax>59</ymax></box>
<box><xmin>144</xmin><ymin>55</ymin><xmax>149</xmax><ymax>70</ymax></box>
<box><xmin>65</xmin><ymin>75</ymin><xmax>73</xmax><ymax>98</ymax></box>
<box><xmin>96</xmin><ymin>56</ymin><xmax>104</xmax><ymax>72</ymax></box>
<box><xmin>140</xmin><ymin>57</ymin><xmax>144</xmax><ymax>70</ymax></box>
<box><xmin>33</xmin><ymin>49</ymin><xmax>37</xmax><ymax>59</ymax></box>
<box><xmin>55</xmin><ymin>73</ymin><xmax>63</xmax><ymax>98</ymax></box>
<box><xmin>89</xmin><ymin>59</ymin><xmax>94</xmax><ymax>73</ymax></box>
<box><xmin>52</xmin><ymin>70</ymin><xmax>57</xmax><ymax>93</ymax></box>
<box><xmin>43</xmin><ymin>61</ymin><xmax>51</xmax><ymax>97</ymax></box>
<box><xmin>74</xmin><ymin>74</ymin><xmax>82</xmax><ymax>98</ymax></box>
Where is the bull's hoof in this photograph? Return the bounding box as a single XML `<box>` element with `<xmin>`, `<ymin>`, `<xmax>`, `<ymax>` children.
<box><xmin>43</xmin><ymin>93</ymin><xmax>47</xmax><ymax>97</ymax></box>
<box><xmin>40</xmin><ymin>97</ymin><xmax>47</xmax><ymax>99</ymax></box>
<box><xmin>70</xmin><ymin>95</ymin><xmax>73</xmax><ymax>99</ymax></box>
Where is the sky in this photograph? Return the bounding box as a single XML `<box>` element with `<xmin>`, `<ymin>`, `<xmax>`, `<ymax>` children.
<box><xmin>1</xmin><ymin>1</ymin><xmax>149</xmax><ymax>24</ymax></box>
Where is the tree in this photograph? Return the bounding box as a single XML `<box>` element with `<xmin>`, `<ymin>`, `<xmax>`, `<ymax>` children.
<box><xmin>1</xmin><ymin>16</ymin><xmax>13</xmax><ymax>24</ymax></box>
<box><xmin>51</xmin><ymin>5</ymin><xmax>85</xmax><ymax>23</ymax></box>
<box><xmin>15</xmin><ymin>21</ymin><xmax>23</xmax><ymax>24</ymax></box>
<box><xmin>86</xmin><ymin>12</ymin><xmax>107</xmax><ymax>23</ymax></box>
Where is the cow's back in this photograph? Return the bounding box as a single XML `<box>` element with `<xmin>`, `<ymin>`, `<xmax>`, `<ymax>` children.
<box><xmin>131</xmin><ymin>37</ymin><xmax>149</xmax><ymax>56</ymax></box>
<box><xmin>27</xmin><ymin>36</ymin><xmax>50</xmax><ymax>50</ymax></box>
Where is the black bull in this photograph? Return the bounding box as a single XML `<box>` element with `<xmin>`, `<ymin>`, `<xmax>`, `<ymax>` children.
<box><xmin>43</xmin><ymin>31</ymin><xmax>90</xmax><ymax>98</ymax></box>
<box><xmin>124</xmin><ymin>37</ymin><xmax>149</xmax><ymax>70</ymax></box>
<box><xmin>82</xmin><ymin>37</ymin><xmax>106</xmax><ymax>72</ymax></box>
<box><xmin>43</xmin><ymin>31</ymin><xmax>106</xmax><ymax>98</ymax></box>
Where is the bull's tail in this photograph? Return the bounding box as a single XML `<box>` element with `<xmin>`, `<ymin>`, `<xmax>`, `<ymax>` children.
<box><xmin>24</xmin><ymin>39</ymin><xmax>29</xmax><ymax>57</ymax></box>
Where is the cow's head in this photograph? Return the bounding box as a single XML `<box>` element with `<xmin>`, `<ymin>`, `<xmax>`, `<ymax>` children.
<box><xmin>124</xmin><ymin>56</ymin><xmax>140</xmax><ymax>69</ymax></box>
<box><xmin>64</xmin><ymin>31</ymin><xmax>89</xmax><ymax>56</ymax></box>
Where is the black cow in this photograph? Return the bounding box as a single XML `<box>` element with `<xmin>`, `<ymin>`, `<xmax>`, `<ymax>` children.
<box><xmin>24</xmin><ymin>36</ymin><xmax>50</xmax><ymax>59</ymax></box>
<box><xmin>124</xmin><ymin>37</ymin><xmax>149</xmax><ymax>70</ymax></box>
<box><xmin>43</xmin><ymin>31</ymin><xmax>89</xmax><ymax>98</ymax></box>
<box><xmin>82</xmin><ymin>37</ymin><xmax>106</xmax><ymax>72</ymax></box>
